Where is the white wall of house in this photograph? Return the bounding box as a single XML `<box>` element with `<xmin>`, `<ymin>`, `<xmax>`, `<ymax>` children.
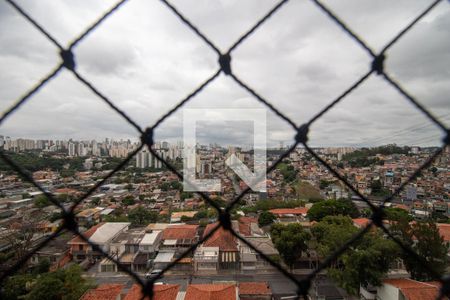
<box><xmin>139</xmin><ymin>231</ymin><xmax>162</xmax><ymax>253</ymax></box>
<box><xmin>376</xmin><ymin>284</ymin><xmax>400</xmax><ymax>300</ymax></box>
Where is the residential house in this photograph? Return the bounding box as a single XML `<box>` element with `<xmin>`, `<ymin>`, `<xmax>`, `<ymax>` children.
<box><xmin>170</xmin><ymin>211</ymin><xmax>197</xmax><ymax>223</ymax></box>
<box><xmin>194</xmin><ymin>246</ymin><xmax>220</xmax><ymax>272</ymax></box>
<box><xmin>99</xmin><ymin>228</ymin><xmax>145</xmax><ymax>272</ymax></box>
<box><xmin>372</xmin><ymin>278</ymin><xmax>442</xmax><ymax>300</ymax></box>
<box><xmin>145</xmin><ymin>223</ymin><xmax>170</xmax><ymax>232</ymax></box>
<box><xmin>201</xmin><ymin>223</ymin><xmax>239</xmax><ymax>270</ymax></box>
<box><xmin>160</xmin><ymin>224</ymin><xmax>199</xmax><ymax>251</ymax></box>
<box><xmin>67</xmin><ymin>223</ymin><xmax>103</xmax><ymax>263</ymax></box>
<box><xmin>67</xmin><ymin>222</ymin><xmax>130</xmax><ymax>264</ymax></box>
<box><xmin>124</xmin><ymin>284</ymin><xmax>179</xmax><ymax>300</ymax></box>
<box><xmin>88</xmin><ymin>222</ymin><xmax>130</xmax><ymax>258</ymax></box>
<box><xmin>234</xmin><ymin>217</ymin><xmax>279</xmax><ymax>272</ymax></box>
<box><xmin>152</xmin><ymin>251</ymin><xmax>176</xmax><ymax>270</ymax></box>
<box><xmin>150</xmin><ymin>224</ymin><xmax>199</xmax><ymax>271</ymax></box>
<box><xmin>238</xmin><ymin>282</ymin><xmax>272</xmax><ymax>300</ymax></box>
<box><xmin>269</xmin><ymin>208</ymin><xmax>309</xmax><ymax>222</ymax></box>
<box><xmin>75</xmin><ymin>207</ymin><xmax>103</xmax><ymax>227</ymax></box>
<box><xmin>80</xmin><ymin>283</ymin><xmax>125</xmax><ymax>300</ymax></box>
<box><xmin>139</xmin><ymin>230</ymin><xmax>162</xmax><ymax>254</ymax></box>
<box><xmin>30</xmin><ymin>232</ymin><xmax>71</xmax><ymax>270</ymax></box>
<box><xmin>184</xmin><ymin>284</ymin><xmax>236</xmax><ymax>300</ymax></box>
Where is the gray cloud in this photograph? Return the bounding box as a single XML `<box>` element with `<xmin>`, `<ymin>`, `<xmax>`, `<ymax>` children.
<box><xmin>0</xmin><ymin>0</ymin><xmax>448</xmax><ymax>148</ymax></box>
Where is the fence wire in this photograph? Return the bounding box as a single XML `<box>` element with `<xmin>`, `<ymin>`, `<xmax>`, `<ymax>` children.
<box><xmin>0</xmin><ymin>0</ymin><xmax>449</xmax><ymax>299</ymax></box>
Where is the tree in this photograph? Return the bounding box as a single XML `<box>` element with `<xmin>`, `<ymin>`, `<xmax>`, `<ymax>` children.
<box><xmin>193</xmin><ymin>210</ymin><xmax>208</xmax><ymax>220</ymax></box>
<box><xmin>319</xmin><ymin>180</ymin><xmax>333</xmax><ymax>190</ymax></box>
<box><xmin>91</xmin><ymin>197</ymin><xmax>100</xmax><ymax>206</ymax></box>
<box><xmin>258</xmin><ymin>211</ymin><xmax>276</xmax><ymax>227</ymax></box>
<box><xmin>294</xmin><ymin>181</ymin><xmax>322</xmax><ymax>201</ymax></box>
<box><xmin>430</xmin><ymin>166</ymin><xmax>438</xmax><ymax>175</ymax></box>
<box><xmin>104</xmin><ymin>214</ymin><xmax>129</xmax><ymax>222</ymax></box>
<box><xmin>60</xmin><ymin>169</ymin><xmax>75</xmax><ymax>178</ymax></box>
<box><xmin>307</xmin><ymin>199</ymin><xmax>359</xmax><ymax>221</ymax></box>
<box><xmin>26</xmin><ymin>273</ymin><xmax>65</xmax><ymax>300</ymax></box>
<box><xmin>33</xmin><ymin>258</ymin><xmax>50</xmax><ymax>274</ymax></box>
<box><xmin>160</xmin><ymin>182</ymin><xmax>171</xmax><ymax>191</ymax></box>
<box><xmin>391</xmin><ymin>220</ymin><xmax>448</xmax><ymax>281</ymax></box>
<box><xmin>312</xmin><ymin>216</ymin><xmax>400</xmax><ymax>295</ymax></box>
<box><xmin>253</xmin><ymin>199</ymin><xmax>305</xmax><ymax>211</ymax></box>
<box><xmin>270</xmin><ymin>223</ymin><xmax>311</xmax><ymax>268</ymax></box>
<box><xmin>170</xmin><ymin>180</ymin><xmax>182</xmax><ymax>191</ymax></box>
<box><xmin>5</xmin><ymin>215</ymin><xmax>44</xmax><ymax>266</ymax></box>
<box><xmin>2</xmin><ymin>274</ymin><xmax>34</xmax><ymax>300</ymax></box>
<box><xmin>370</xmin><ymin>180</ymin><xmax>390</xmax><ymax>197</ymax></box>
<box><xmin>277</xmin><ymin>163</ymin><xmax>297</xmax><ymax>183</ymax></box>
<box><xmin>128</xmin><ymin>206</ymin><xmax>158</xmax><ymax>226</ymax></box>
<box><xmin>180</xmin><ymin>192</ymin><xmax>193</xmax><ymax>201</ymax></box>
<box><xmin>212</xmin><ymin>197</ymin><xmax>227</xmax><ymax>208</ymax></box>
<box><xmin>34</xmin><ymin>194</ymin><xmax>51</xmax><ymax>208</ymax></box>
<box><xmin>49</xmin><ymin>212</ymin><xmax>62</xmax><ymax>222</ymax></box>
<box><xmin>25</xmin><ymin>265</ymin><xmax>93</xmax><ymax>300</ymax></box>
<box><xmin>384</xmin><ymin>207</ymin><xmax>412</xmax><ymax>222</ymax></box>
<box><xmin>2</xmin><ymin>265</ymin><xmax>93</xmax><ymax>300</ymax></box>
<box><xmin>121</xmin><ymin>195</ymin><xmax>135</xmax><ymax>206</ymax></box>
<box><xmin>180</xmin><ymin>215</ymin><xmax>193</xmax><ymax>222</ymax></box>
<box><xmin>56</xmin><ymin>193</ymin><xmax>69</xmax><ymax>203</ymax></box>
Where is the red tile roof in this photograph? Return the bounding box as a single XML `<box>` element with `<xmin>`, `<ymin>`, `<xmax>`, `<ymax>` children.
<box><xmin>394</xmin><ymin>204</ymin><xmax>410</xmax><ymax>211</ymax></box>
<box><xmin>269</xmin><ymin>208</ymin><xmax>308</xmax><ymax>216</ymax></box>
<box><xmin>352</xmin><ymin>218</ymin><xmax>371</xmax><ymax>228</ymax></box>
<box><xmin>54</xmin><ymin>188</ymin><xmax>79</xmax><ymax>194</ymax></box>
<box><xmin>162</xmin><ymin>225</ymin><xmax>198</xmax><ymax>240</ymax></box>
<box><xmin>238</xmin><ymin>217</ymin><xmax>257</xmax><ymax>236</ymax></box>
<box><xmin>239</xmin><ymin>282</ymin><xmax>271</xmax><ymax>295</ymax></box>
<box><xmin>383</xmin><ymin>279</ymin><xmax>443</xmax><ymax>300</ymax></box>
<box><xmin>203</xmin><ymin>223</ymin><xmax>238</xmax><ymax>252</ymax></box>
<box><xmin>124</xmin><ymin>284</ymin><xmax>179</xmax><ymax>300</ymax></box>
<box><xmin>68</xmin><ymin>223</ymin><xmax>104</xmax><ymax>244</ymax></box>
<box><xmin>184</xmin><ymin>284</ymin><xmax>236</xmax><ymax>300</ymax></box>
<box><xmin>437</xmin><ymin>223</ymin><xmax>450</xmax><ymax>241</ymax></box>
<box><xmin>80</xmin><ymin>284</ymin><xmax>124</xmax><ymax>300</ymax></box>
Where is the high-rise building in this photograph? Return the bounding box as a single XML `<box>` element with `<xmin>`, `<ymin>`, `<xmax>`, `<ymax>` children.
<box><xmin>68</xmin><ymin>142</ymin><xmax>76</xmax><ymax>156</ymax></box>
<box><xmin>136</xmin><ymin>149</ymin><xmax>156</xmax><ymax>168</ymax></box>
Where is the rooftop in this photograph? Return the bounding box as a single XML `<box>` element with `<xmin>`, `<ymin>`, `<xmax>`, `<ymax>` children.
<box><xmin>89</xmin><ymin>222</ymin><xmax>130</xmax><ymax>244</ymax></box>
<box><xmin>269</xmin><ymin>207</ymin><xmax>309</xmax><ymax>216</ymax></box>
<box><xmin>112</xmin><ymin>228</ymin><xmax>145</xmax><ymax>245</ymax></box>
<box><xmin>80</xmin><ymin>283</ymin><xmax>124</xmax><ymax>300</ymax></box>
<box><xmin>162</xmin><ymin>224</ymin><xmax>198</xmax><ymax>240</ymax></box>
<box><xmin>203</xmin><ymin>223</ymin><xmax>238</xmax><ymax>252</ymax></box>
<box><xmin>383</xmin><ymin>278</ymin><xmax>442</xmax><ymax>300</ymax></box>
<box><xmin>124</xmin><ymin>284</ymin><xmax>179</xmax><ymax>300</ymax></box>
<box><xmin>184</xmin><ymin>284</ymin><xmax>236</xmax><ymax>300</ymax></box>
<box><xmin>68</xmin><ymin>222</ymin><xmax>104</xmax><ymax>245</ymax></box>
<box><xmin>140</xmin><ymin>231</ymin><xmax>162</xmax><ymax>245</ymax></box>
<box><xmin>239</xmin><ymin>282</ymin><xmax>272</xmax><ymax>295</ymax></box>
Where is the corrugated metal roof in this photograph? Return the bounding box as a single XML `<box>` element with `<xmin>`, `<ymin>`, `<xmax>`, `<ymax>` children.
<box><xmin>89</xmin><ymin>222</ymin><xmax>130</xmax><ymax>244</ymax></box>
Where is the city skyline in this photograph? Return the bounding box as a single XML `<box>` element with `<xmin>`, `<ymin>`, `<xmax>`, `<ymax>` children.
<box><xmin>0</xmin><ymin>134</ymin><xmax>444</xmax><ymax>150</ymax></box>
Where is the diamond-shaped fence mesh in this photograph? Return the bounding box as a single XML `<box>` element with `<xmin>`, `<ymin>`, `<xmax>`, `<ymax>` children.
<box><xmin>0</xmin><ymin>0</ymin><xmax>449</xmax><ymax>299</ymax></box>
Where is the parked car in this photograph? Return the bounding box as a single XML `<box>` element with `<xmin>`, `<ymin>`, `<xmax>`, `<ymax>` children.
<box><xmin>145</xmin><ymin>269</ymin><xmax>163</xmax><ymax>280</ymax></box>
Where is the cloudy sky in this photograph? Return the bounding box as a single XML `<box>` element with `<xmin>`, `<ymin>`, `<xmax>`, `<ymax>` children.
<box><xmin>0</xmin><ymin>0</ymin><xmax>448</xmax><ymax>147</ymax></box>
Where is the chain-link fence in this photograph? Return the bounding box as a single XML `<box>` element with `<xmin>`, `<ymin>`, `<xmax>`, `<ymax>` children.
<box><xmin>0</xmin><ymin>0</ymin><xmax>449</xmax><ymax>299</ymax></box>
